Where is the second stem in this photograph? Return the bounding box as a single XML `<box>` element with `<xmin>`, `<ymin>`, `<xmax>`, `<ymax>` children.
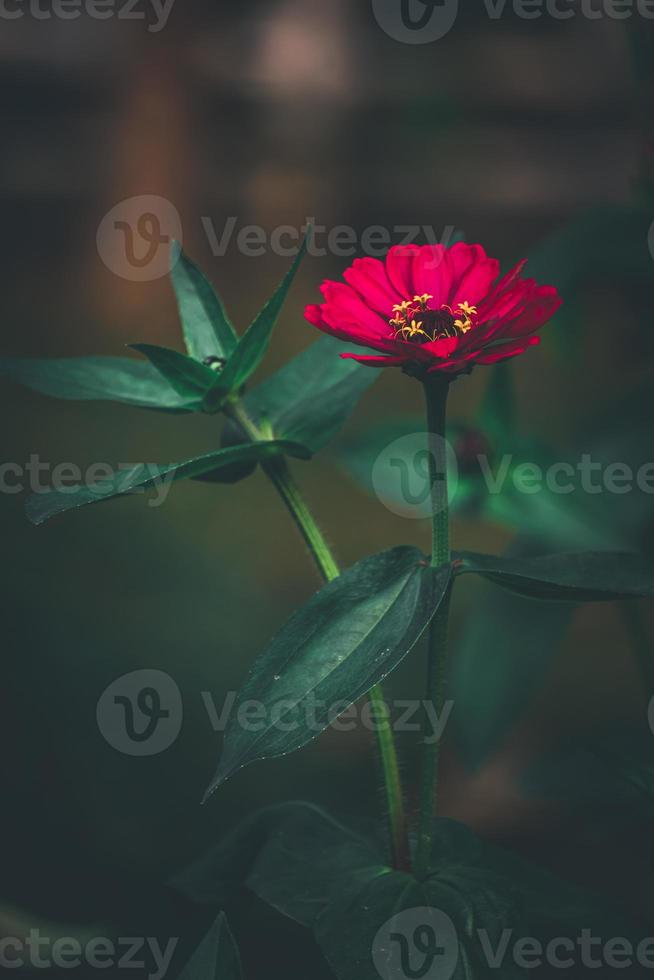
<box><xmin>226</xmin><ymin>399</ymin><xmax>411</xmax><ymax>871</ymax></box>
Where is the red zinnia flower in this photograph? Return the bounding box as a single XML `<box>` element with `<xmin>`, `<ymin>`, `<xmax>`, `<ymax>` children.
<box><xmin>305</xmin><ymin>243</ymin><xmax>562</xmax><ymax>376</ymax></box>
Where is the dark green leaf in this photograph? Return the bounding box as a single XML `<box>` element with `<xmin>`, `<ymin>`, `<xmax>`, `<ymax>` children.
<box><xmin>179</xmin><ymin>913</ymin><xmax>242</xmax><ymax>980</ymax></box>
<box><xmin>243</xmin><ymin>337</ymin><xmax>378</xmax><ymax>453</ymax></box>
<box><xmin>26</xmin><ymin>440</ymin><xmax>310</xmax><ymax>525</ymax></box>
<box><xmin>129</xmin><ymin>343</ymin><xmax>224</xmax><ymax>407</ymax></box>
<box><xmin>209</xmin><ymin>337</ymin><xmax>378</xmax><ymax>485</ymax></box>
<box><xmin>218</xmin><ymin>235</ymin><xmax>309</xmax><ymax>392</ymax></box>
<box><xmin>0</xmin><ymin>356</ymin><xmax>198</xmax><ymax>411</ymax></box>
<box><xmin>171</xmin><ymin>803</ymin><xmax>319</xmax><ymax>906</ymax></box>
<box><xmin>205</xmin><ymin>548</ymin><xmax>451</xmax><ymax>796</ymax></box>
<box><xmin>247</xmin><ymin>803</ymin><xmax>383</xmax><ymax>927</ymax></box>
<box><xmin>449</xmin><ymin>576</ymin><xmax>573</xmax><ymax>771</ymax></box>
<box><xmin>248</xmin><ymin>805</ymin><xmax>640</xmax><ymax>980</ymax></box>
<box><xmin>193</xmin><ymin>417</ymin><xmax>262</xmax><ymax>485</ymax></box>
<box><xmin>523</xmin><ymin>731</ymin><xmax>654</xmax><ymax>821</ymax></box>
<box><xmin>455</xmin><ymin>550</ymin><xmax>654</xmax><ymax>601</ymax></box>
<box><xmin>171</xmin><ymin>243</ymin><xmax>238</xmax><ymax>361</ymax></box>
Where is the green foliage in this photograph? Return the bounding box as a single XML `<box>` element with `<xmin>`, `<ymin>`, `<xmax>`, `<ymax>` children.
<box><xmin>5</xmin><ymin>212</ymin><xmax>654</xmax><ymax>980</ymax></box>
<box><xmin>0</xmin><ymin>355</ymin><xmax>199</xmax><ymax>411</ymax></box>
<box><xmin>450</xmin><ymin>538</ymin><xmax>654</xmax><ymax>769</ymax></box>
<box><xmin>179</xmin><ymin>913</ymin><xmax>242</xmax><ymax>980</ymax></box>
<box><xmin>176</xmin><ymin>803</ymin><xmax>641</xmax><ymax>980</ymax></box>
<box><xmin>173</xmin><ymin>803</ymin><xmax>313</xmax><ymax>906</ymax></box>
<box><xmin>25</xmin><ymin>441</ymin><xmax>310</xmax><ymax>525</ymax></box>
<box><xmin>455</xmin><ymin>550</ymin><xmax>654</xmax><ymax>602</ymax></box>
<box><xmin>2</xmin><ymin>241</ymin><xmax>313</xmax><ymax>420</ymax></box>
<box><xmin>205</xmin><ymin>548</ymin><xmax>451</xmax><ymax>797</ymax></box>
<box><xmin>241</xmin><ymin>337</ymin><xmax>377</xmax><ymax>454</ymax></box>
<box><xmin>449</xmin><ymin>577</ymin><xmax>574</xmax><ymax>772</ymax></box>
<box><xmin>171</xmin><ymin>243</ymin><xmax>239</xmax><ymax>362</ymax></box>
<box><xmin>208</xmin><ymin>337</ymin><xmax>378</xmax><ymax>485</ymax></box>
<box><xmin>523</xmin><ymin>727</ymin><xmax>654</xmax><ymax>823</ymax></box>
<box><xmin>218</xmin><ymin>234</ymin><xmax>309</xmax><ymax>392</ymax></box>
<box><xmin>128</xmin><ymin>343</ymin><xmax>225</xmax><ymax>408</ymax></box>
<box><xmin>3</xmin><ymin>244</ymin><xmax>380</xmax><ymax>515</ymax></box>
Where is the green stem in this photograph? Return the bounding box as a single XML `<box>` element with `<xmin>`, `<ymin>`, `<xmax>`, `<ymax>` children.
<box><xmin>225</xmin><ymin>399</ymin><xmax>411</xmax><ymax>871</ymax></box>
<box><xmin>261</xmin><ymin>456</ymin><xmax>339</xmax><ymax>581</ymax></box>
<box><xmin>415</xmin><ymin>374</ymin><xmax>452</xmax><ymax>876</ymax></box>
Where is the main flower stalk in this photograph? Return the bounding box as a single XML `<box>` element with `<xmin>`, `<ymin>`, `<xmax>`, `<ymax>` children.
<box><xmin>225</xmin><ymin>399</ymin><xmax>411</xmax><ymax>871</ymax></box>
<box><xmin>415</xmin><ymin>373</ymin><xmax>452</xmax><ymax>876</ymax></box>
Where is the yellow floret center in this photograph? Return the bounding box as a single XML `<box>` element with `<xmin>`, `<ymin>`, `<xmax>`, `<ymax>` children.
<box><xmin>390</xmin><ymin>295</ymin><xmax>478</xmax><ymax>344</ymax></box>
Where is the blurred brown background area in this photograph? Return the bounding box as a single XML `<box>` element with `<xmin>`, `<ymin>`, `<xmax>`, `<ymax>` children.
<box><xmin>1</xmin><ymin>2</ymin><xmax>654</xmax><ymax>975</ymax></box>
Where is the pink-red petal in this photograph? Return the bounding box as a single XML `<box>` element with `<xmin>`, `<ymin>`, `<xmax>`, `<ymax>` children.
<box><xmin>385</xmin><ymin>244</ymin><xmax>418</xmax><ymax>297</ymax></box>
<box><xmin>343</xmin><ymin>257</ymin><xmax>400</xmax><ymax>315</ymax></box>
<box><xmin>340</xmin><ymin>353</ymin><xmax>407</xmax><ymax>367</ymax></box>
<box><xmin>474</xmin><ymin>336</ymin><xmax>541</xmax><ymax>364</ymax></box>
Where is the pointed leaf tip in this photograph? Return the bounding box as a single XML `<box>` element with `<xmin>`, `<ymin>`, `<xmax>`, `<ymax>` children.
<box><xmin>218</xmin><ymin>233</ymin><xmax>310</xmax><ymax>392</ymax></box>
<box><xmin>456</xmin><ymin>550</ymin><xmax>654</xmax><ymax>602</ymax></box>
<box><xmin>170</xmin><ymin>247</ymin><xmax>239</xmax><ymax>362</ymax></box>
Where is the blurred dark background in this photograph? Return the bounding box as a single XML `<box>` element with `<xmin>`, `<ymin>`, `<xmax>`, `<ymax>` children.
<box><xmin>1</xmin><ymin>2</ymin><xmax>654</xmax><ymax>977</ymax></box>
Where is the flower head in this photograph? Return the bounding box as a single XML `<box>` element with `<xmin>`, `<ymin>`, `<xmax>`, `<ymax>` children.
<box><xmin>305</xmin><ymin>243</ymin><xmax>562</xmax><ymax>376</ymax></box>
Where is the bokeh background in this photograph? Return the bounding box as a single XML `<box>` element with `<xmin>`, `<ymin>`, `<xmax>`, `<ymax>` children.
<box><xmin>1</xmin><ymin>3</ymin><xmax>654</xmax><ymax>977</ymax></box>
